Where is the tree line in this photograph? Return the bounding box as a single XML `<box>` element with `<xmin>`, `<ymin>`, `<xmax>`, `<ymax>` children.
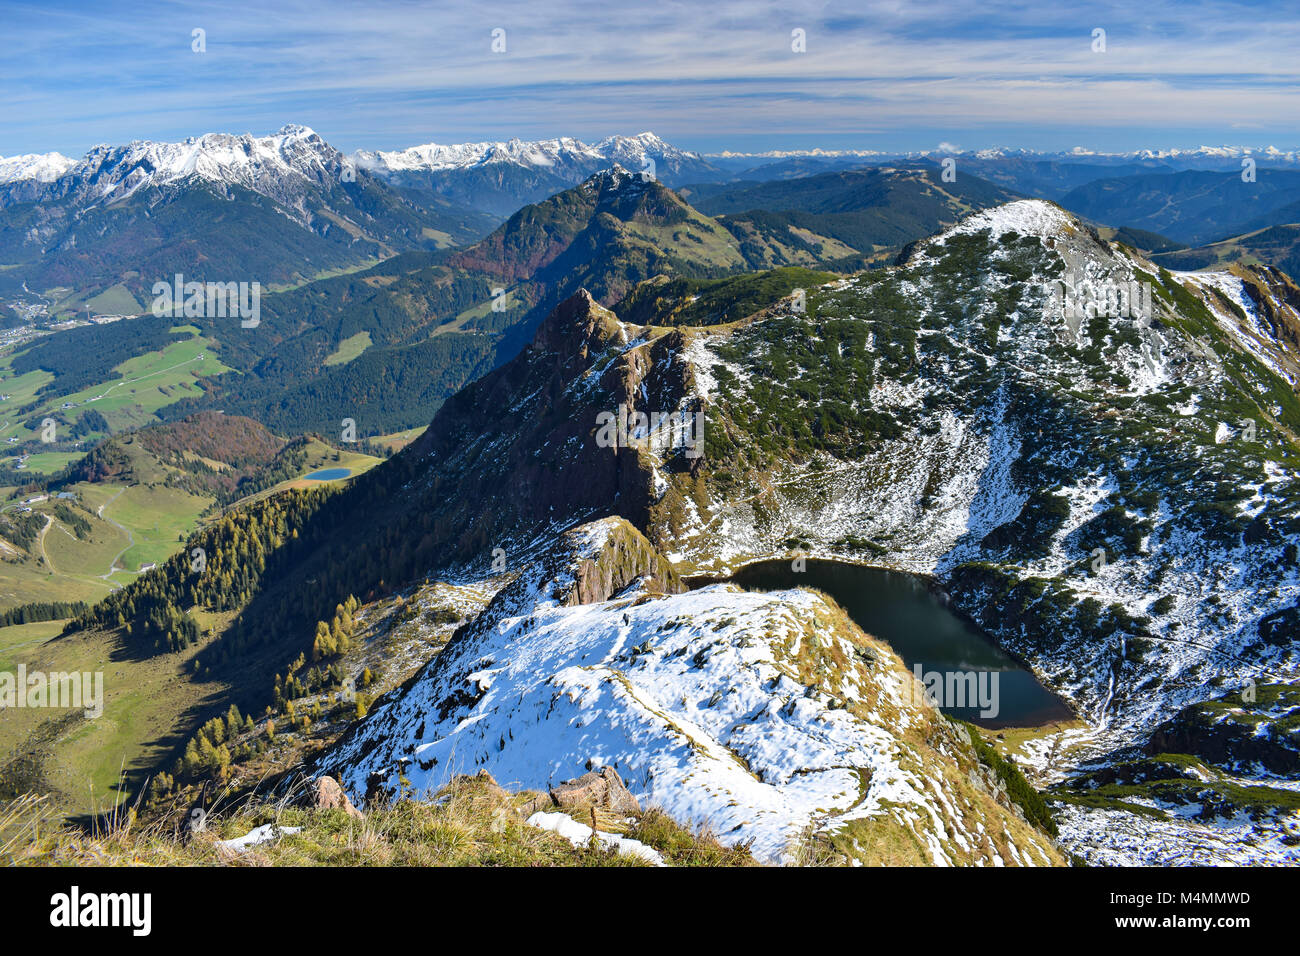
<box><xmin>0</xmin><ymin>600</ymin><xmax>89</xmax><ymax>628</ymax></box>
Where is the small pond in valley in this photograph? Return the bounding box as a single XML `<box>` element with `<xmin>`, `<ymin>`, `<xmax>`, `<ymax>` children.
<box><xmin>303</xmin><ymin>468</ymin><xmax>352</xmax><ymax>481</ymax></box>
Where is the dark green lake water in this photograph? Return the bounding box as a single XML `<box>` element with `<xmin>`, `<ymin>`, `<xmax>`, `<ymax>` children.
<box><xmin>696</xmin><ymin>558</ymin><xmax>1073</xmax><ymax>729</ymax></box>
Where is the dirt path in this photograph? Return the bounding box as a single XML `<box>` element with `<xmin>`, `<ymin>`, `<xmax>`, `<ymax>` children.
<box><xmin>35</xmin><ymin>513</ymin><xmax>54</xmax><ymax>569</ymax></box>
<box><xmin>96</xmin><ymin>488</ymin><xmax>134</xmax><ymax>580</ymax></box>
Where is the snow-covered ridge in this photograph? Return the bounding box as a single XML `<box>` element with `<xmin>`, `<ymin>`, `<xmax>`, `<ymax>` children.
<box><xmin>939</xmin><ymin>199</ymin><xmax>1076</xmax><ymax>241</ymax></box>
<box><xmin>2</xmin><ymin>124</ymin><xmax>351</xmax><ymax>211</ymax></box>
<box><xmin>0</xmin><ymin>152</ymin><xmax>76</xmax><ymax>184</ymax></box>
<box><xmin>355</xmin><ymin>131</ymin><xmax>699</xmax><ymax>174</ymax></box>
<box><xmin>77</xmin><ymin>124</ymin><xmax>342</xmax><ymax>201</ymax></box>
<box><xmin>5</xmin><ymin>127</ymin><xmax>704</xmax><ymax>198</ymax></box>
<box><xmin>320</xmin><ymin>517</ymin><xmax>1059</xmax><ymax>865</ymax></box>
<box><xmin>357</xmin><ymin>136</ymin><xmax>602</xmax><ymax>172</ymax></box>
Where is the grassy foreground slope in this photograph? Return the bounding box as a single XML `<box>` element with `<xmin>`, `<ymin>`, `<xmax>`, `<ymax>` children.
<box><xmin>3</xmin><ymin>773</ymin><xmax>756</xmax><ymax>867</ymax></box>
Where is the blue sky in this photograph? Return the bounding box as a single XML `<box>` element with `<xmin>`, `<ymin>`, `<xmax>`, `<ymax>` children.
<box><xmin>4</xmin><ymin>0</ymin><xmax>1300</xmax><ymax>157</ymax></box>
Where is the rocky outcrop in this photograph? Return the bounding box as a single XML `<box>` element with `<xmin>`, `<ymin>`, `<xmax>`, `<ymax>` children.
<box><xmin>1145</xmin><ymin>684</ymin><xmax>1300</xmax><ymax>774</ymax></box>
<box><xmin>390</xmin><ymin>287</ymin><xmax>699</xmax><ymax>569</ymax></box>
<box><xmin>309</xmin><ymin>775</ymin><xmax>365</xmax><ymax>820</ymax></box>
<box><xmin>550</xmin><ymin>767</ymin><xmax>642</xmax><ymax>817</ymax></box>
<box><xmin>566</xmin><ymin>520</ymin><xmax>682</xmax><ymax>605</ymax></box>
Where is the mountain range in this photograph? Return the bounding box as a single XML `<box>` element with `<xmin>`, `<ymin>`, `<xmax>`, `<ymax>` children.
<box><xmin>7</xmin><ymin>194</ymin><xmax>1297</xmax><ymax>865</ymax></box>
<box><xmin>0</xmin><ymin>159</ymin><xmax>1022</xmax><ymax>440</ymax></box>
<box><xmin>7</xmin><ymin>127</ymin><xmax>1300</xmax><ymax>325</ymax></box>
<box><xmin>5</xmin><ymin>125</ymin><xmax>1300</xmax><ymax>447</ymax></box>
<box><xmin>4</xmin><ymin>123</ymin><xmax>1300</xmax><ymax>867</ymax></box>
<box><xmin>0</xmin><ymin>126</ymin><xmax>497</xmax><ymax>310</ymax></box>
<box><xmin>356</xmin><ymin>131</ymin><xmax>721</xmax><ymax>216</ymax></box>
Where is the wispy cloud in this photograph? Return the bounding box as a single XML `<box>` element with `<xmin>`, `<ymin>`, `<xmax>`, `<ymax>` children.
<box><xmin>3</xmin><ymin>0</ymin><xmax>1298</xmax><ymax>155</ymax></box>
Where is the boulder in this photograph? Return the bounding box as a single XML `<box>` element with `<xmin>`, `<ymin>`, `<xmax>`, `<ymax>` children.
<box><xmin>311</xmin><ymin>775</ymin><xmax>364</xmax><ymax>820</ymax></box>
<box><xmin>518</xmin><ymin>793</ymin><xmax>556</xmax><ymax>817</ymax></box>
<box><xmin>549</xmin><ymin>766</ymin><xmax>641</xmax><ymax>817</ymax></box>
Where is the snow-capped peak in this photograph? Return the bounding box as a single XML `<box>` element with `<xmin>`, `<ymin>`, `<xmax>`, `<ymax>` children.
<box><xmin>594</xmin><ymin>131</ymin><xmax>678</xmax><ymax>153</ymax></box>
<box><xmin>354</xmin><ymin>131</ymin><xmax>701</xmax><ymax>176</ymax></box>
<box><xmin>36</xmin><ymin>124</ymin><xmax>348</xmax><ymax>209</ymax></box>
<box><xmin>0</xmin><ymin>151</ymin><xmax>77</xmax><ymax>185</ymax></box>
<box><xmin>942</xmin><ymin>199</ymin><xmax>1076</xmax><ymax>241</ymax></box>
<box><xmin>355</xmin><ymin>135</ymin><xmax>605</xmax><ymax>173</ymax></box>
<box><xmin>82</xmin><ymin>124</ymin><xmax>333</xmax><ymax>183</ymax></box>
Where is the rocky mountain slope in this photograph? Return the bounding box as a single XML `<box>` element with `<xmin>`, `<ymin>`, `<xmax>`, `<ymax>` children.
<box><xmin>0</xmin><ymin>125</ymin><xmax>495</xmax><ymax>304</ymax></box>
<box><xmin>651</xmin><ymin>200</ymin><xmax>1297</xmax><ymax>719</ymax></box>
<box><xmin>34</xmin><ymin>194</ymin><xmax>1300</xmax><ymax>865</ymax></box>
<box><xmin>316</xmin><ymin>517</ymin><xmax>1062</xmax><ymax>865</ymax></box>
<box><xmin>280</xmin><ymin>198</ymin><xmax>1300</xmax><ymax>865</ymax></box>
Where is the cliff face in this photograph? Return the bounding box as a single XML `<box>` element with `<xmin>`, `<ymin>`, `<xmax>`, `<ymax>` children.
<box><xmin>395</xmin><ymin>287</ymin><xmax>701</xmax><ymax>565</ymax></box>
<box><xmin>567</xmin><ymin>519</ymin><xmax>682</xmax><ymax>605</ymax></box>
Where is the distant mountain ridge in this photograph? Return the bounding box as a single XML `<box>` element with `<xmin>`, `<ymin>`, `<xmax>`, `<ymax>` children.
<box><xmin>355</xmin><ymin>131</ymin><xmax>722</xmax><ymax>216</ymax></box>
<box><xmin>707</xmin><ymin>144</ymin><xmax>1300</xmax><ymax>167</ymax></box>
<box><xmin>356</xmin><ymin>131</ymin><xmax>701</xmax><ymax>175</ymax></box>
<box><xmin>0</xmin><ymin>125</ymin><xmax>497</xmax><ymax>306</ymax></box>
<box><xmin>684</xmin><ymin>163</ymin><xmax>1021</xmax><ymax>267</ymax></box>
<box><xmin>1058</xmin><ymin>169</ymin><xmax>1300</xmax><ymax>246</ymax></box>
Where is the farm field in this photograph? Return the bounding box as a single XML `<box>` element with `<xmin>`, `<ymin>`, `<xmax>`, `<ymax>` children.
<box><xmin>98</xmin><ymin>484</ymin><xmax>211</xmax><ymax>582</ymax></box>
<box><xmin>0</xmin><ymin>482</ymin><xmax>213</xmax><ymax>609</ymax></box>
<box><xmin>0</xmin><ymin>326</ymin><xmax>231</xmax><ymax>446</ymax></box>
<box><xmin>369</xmin><ymin>426</ymin><xmax>426</xmax><ymax>454</ymax></box>
<box><xmin>323</xmin><ymin>330</ymin><xmax>372</xmax><ymax>366</ymax></box>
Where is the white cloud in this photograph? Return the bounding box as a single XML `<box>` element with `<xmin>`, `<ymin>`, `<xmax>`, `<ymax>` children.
<box><xmin>3</xmin><ymin>0</ymin><xmax>1299</xmax><ymax>154</ymax></box>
